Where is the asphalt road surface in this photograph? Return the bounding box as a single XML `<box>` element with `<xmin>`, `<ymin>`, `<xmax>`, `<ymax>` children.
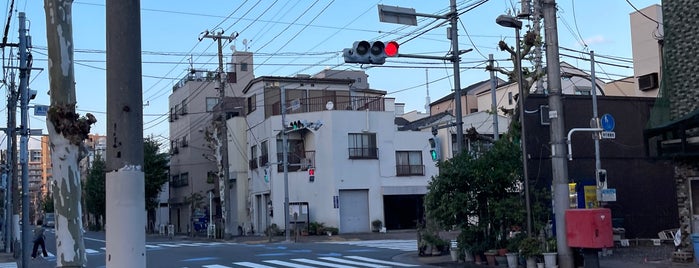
<box><xmin>19</xmin><ymin>230</ymin><xmax>421</xmax><ymax>268</ymax></box>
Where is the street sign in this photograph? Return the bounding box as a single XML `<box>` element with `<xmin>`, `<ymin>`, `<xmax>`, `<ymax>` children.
<box><xmin>601</xmin><ymin>131</ymin><xmax>616</xmax><ymax>139</ymax></box>
<box><xmin>601</xmin><ymin>188</ymin><xmax>617</xmax><ymax>202</ymax></box>
<box><xmin>34</xmin><ymin>105</ymin><xmax>49</xmax><ymax>116</ymax></box>
<box><xmin>378</xmin><ymin>5</ymin><xmax>418</xmax><ymax>26</ymax></box>
<box><xmin>601</xmin><ymin>114</ymin><xmax>615</xmax><ymax>131</ymax></box>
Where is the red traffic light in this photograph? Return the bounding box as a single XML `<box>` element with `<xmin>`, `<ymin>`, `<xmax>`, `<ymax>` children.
<box><xmin>385</xmin><ymin>41</ymin><xmax>399</xmax><ymax>57</ymax></box>
<box><xmin>308</xmin><ymin>168</ymin><xmax>315</xmax><ymax>176</ymax></box>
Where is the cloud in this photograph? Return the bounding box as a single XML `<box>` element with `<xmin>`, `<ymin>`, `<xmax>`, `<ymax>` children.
<box><xmin>581</xmin><ymin>35</ymin><xmax>610</xmax><ymax>46</ymax></box>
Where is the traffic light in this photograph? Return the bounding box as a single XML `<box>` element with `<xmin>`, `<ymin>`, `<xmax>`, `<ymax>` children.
<box><xmin>343</xmin><ymin>41</ymin><xmax>388</xmax><ymax>65</ymax></box>
<box><xmin>428</xmin><ymin>137</ymin><xmax>440</xmax><ymax>162</ymax></box>
<box><xmin>308</xmin><ymin>168</ymin><xmax>315</xmax><ymax>182</ymax></box>
<box><xmin>385</xmin><ymin>41</ymin><xmax>399</xmax><ymax>57</ymax></box>
<box><xmin>289</xmin><ymin>120</ymin><xmax>306</xmax><ymax>130</ymax></box>
<box><xmin>597</xmin><ymin>169</ymin><xmax>607</xmax><ymax>183</ymax></box>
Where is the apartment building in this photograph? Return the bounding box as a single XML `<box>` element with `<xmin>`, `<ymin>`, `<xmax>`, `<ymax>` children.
<box><xmin>168</xmin><ymin>49</ymin><xmax>438</xmax><ymax>235</ymax></box>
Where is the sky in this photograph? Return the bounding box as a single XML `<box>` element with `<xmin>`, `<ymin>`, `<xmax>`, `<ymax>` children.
<box><xmin>2</xmin><ymin>0</ymin><xmax>662</xmax><ymax>149</ymax></box>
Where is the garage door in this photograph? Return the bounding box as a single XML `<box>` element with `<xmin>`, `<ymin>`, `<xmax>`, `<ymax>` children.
<box><xmin>339</xmin><ymin>189</ymin><xmax>370</xmax><ymax>233</ymax></box>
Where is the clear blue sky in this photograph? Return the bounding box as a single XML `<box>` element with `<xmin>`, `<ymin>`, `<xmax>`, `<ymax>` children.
<box><xmin>3</xmin><ymin>0</ymin><xmax>661</xmax><ymax>148</ymax></box>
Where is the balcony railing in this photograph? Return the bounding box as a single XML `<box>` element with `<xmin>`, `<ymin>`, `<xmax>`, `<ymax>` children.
<box><xmin>396</xmin><ymin>165</ymin><xmax>425</xmax><ymax>176</ymax></box>
<box><xmin>348</xmin><ymin>147</ymin><xmax>378</xmax><ymax>159</ymax></box>
<box><xmin>259</xmin><ymin>154</ymin><xmax>269</xmax><ymax>167</ymax></box>
<box><xmin>249</xmin><ymin>158</ymin><xmax>259</xmax><ymax>170</ymax></box>
<box><xmin>276</xmin><ymin>151</ymin><xmax>315</xmax><ymax>172</ymax></box>
<box><xmin>271</xmin><ymin>96</ymin><xmax>386</xmax><ymax>116</ymax></box>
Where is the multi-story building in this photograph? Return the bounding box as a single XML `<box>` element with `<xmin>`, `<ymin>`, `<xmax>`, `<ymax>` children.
<box><xmin>168</xmin><ymin>50</ymin><xmax>438</xmax><ymax>235</ymax></box>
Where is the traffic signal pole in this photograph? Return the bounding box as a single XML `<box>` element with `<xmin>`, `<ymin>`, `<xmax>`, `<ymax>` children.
<box><xmin>376</xmin><ymin>0</ymin><xmax>470</xmax><ymax>153</ymax></box>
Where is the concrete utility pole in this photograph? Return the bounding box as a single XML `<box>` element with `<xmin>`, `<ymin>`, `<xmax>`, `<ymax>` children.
<box><xmin>449</xmin><ymin>0</ymin><xmax>465</xmax><ymax>152</ymax></box>
<box><xmin>532</xmin><ymin>0</ymin><xmax>544</xmax><ymax>94</ymax></box>
<box><xmin>488</xmin><ymin>54</ymin><xmax>499</xmax><ymax>141</ymax></box>
<box><xmin>543</xmin><ymin>0</ymin><xmax>573</xmax><ymax>267</ymax></box>
<box><xmin>281</xmin><ymin>87</ymin><xmax>291</xmax><ymax>242</ymax></box>
<box><xmin>17</xmin><ymin>12</ymin><xmax>31</xmax><ymax>267</ymax></box>
<box><xmin>199</xmin><ymin>30</ymin><xmax>237</xmax><ymax>238</ymax></box>
<box><xmin>105</xmin><ymin>0</ymin><xmax>145</xmax><ymax>267</ymax></box>
<box><xmin>4</xmin><ymin>63</ymin><xmax>17</xmax><ymax>255</ymax></box>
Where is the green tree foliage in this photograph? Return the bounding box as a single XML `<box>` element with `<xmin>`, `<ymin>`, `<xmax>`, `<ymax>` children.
<box><xmin>424</xmin><ymin>136</ymin><xmax>525</xmax><ymax>252</ymax></box>
<box><xmin>144</xmin><ymin>136</ymin><xmax>169</xmax><ymax>213</ymax></box>
<box><xmin>84</xmin><ymin>154</ymin><xmax>106</xmax><ymax>225</ymax></box>
<box><xmin>42</xmin><ymin>192</ymin><xmax>54</xmax><ymax>213</ymax></box>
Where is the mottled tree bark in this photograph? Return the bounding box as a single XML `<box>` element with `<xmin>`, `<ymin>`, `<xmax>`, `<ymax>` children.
<box><xmin>43</xmin><ymin>0</ymin><xmax>91</xmax><ymax>266</ymax></box>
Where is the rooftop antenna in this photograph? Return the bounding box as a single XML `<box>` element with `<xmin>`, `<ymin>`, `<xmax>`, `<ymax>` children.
<box><xmin>188</xmin><ymin>55</ymin><xmax>194</xmax><ymax>72</ymax></box>
<box><xmin>243</xmin><ymin>39</ymin><xmax>249</xmax><ymax>52</ymax></box>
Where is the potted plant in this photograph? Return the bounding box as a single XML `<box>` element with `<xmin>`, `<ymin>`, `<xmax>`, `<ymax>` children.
<box><xmin>371</xmin><ymin>219</ymin><xmax>383</xmax><ymax>232</ymax></box>
<box><xmin>542</xmin><ymin>238</ymin><xmax>557</xmax><ymax>267</ymax></box>
<box><xmin>484</xmin><ymin>249</ymin><xmax>498</xmax><ymax>267</ymax></box>
<box><xmin>519</xmin><ymin>237</ymin><xmax>542</xmax><ymax>268</ymax></box>
<box><xmin>506</xmin><ymin>233</ymin><xmax>525</xmax><ymax>268</ymax></box>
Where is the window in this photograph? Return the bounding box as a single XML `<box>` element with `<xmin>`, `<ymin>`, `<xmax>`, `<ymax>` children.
<box><xmin>206</xmin><ymin>97</ymin><xmax>218</xmax><ymax>112</ymax></box>
<box><xmin>174</xmin><ymin>104</ymin><xmax>180</xmax><ymax>119</ymax></box>
<box><xmin>259</xmin><ymin>141</ymin><xmax>269</xmax><ymax>167</ymax></box>
<box><xmin>395</xmin><ymin>151</ymin><xmax>424</xmax><ymax>176</ymax></box>
<box><xmin>180</xmin><ymin>98</ymin><xmax>188</xmax><ymax>115</ymax></box>
<box><xmin>169</xmin><ymin>108</ymin><xmax>175</xmax><ymax>122</ymax></box>
<box><xmin>172</xmin><ymin>173</ymin><xmax>188</xmax><ymax>187</ymax></box>
<box><xmin>180</xmin><ymin>136</ymin><xmax>188</xmax><ymax>147</ymax></box>
<box><xmin>240</xmin><ymin>62</ymin><xmax>248</xmax><ymax>72</ymax></box>
<box><xmin>247</xmin><ymin>94</ymin><xmax>257</xmax><ymax>114</ymax></box>
<box><xmin>348</xmin><ymin>133</ymin><xmax>378</xmax><ymax>159</ymax></box>
<box><xmin>508</xmin><ymin>92</ymin><xmax>514</xmax><ymax>105</ymax></box>
<box><xmin>249</xmin><ymin>145</ymin><xmax>258</xmax><ymax>169</ymax></box>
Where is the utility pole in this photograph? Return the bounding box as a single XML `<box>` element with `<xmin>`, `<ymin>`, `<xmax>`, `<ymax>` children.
<box><xmin>4</xmin><ymin>64</ymin><xmax>17</xmax><ymax>255</ymax></box>
<box><xmin>449</xmin><ymin>0</ymin><xmax>464</xmax><ymax>152</ymax></box>
<box><xmin>488</xmin><ymin>54</ymin><xmax>499</xmax><ymax>141</ymax></box>
<box><xmin>533</xmin><ymin>0</ymin><xmax>544</xmax><ymax>94</ymax></box>
<box><xmin>199</xmin><ymin>30</ymin><xmax>237</xmax><ymax>238</ymax></box>
<box><xmin>543</xmin><ymin>0</ymin><xmax>573</xmax><ymax>267</ymax></box>
<box><xmin>105</xmin><ymin>0</ymin><xmax>145</xmax><ymax>267</ymax></box>
<box><xmin>17</xmin><ymin>12</ymin><xmax>31</xmax><ymax>267</ymax></box>
<box><xmin>281</xmin><ymin>87</ymin><xmax>291</xmax><ymax>242</ymax></box>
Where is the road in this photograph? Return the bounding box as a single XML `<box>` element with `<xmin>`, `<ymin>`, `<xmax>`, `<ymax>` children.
<box><xmin>16</xmin><ymin>229</ymin><xmax>421</xmax><ymax>268</ymax></box>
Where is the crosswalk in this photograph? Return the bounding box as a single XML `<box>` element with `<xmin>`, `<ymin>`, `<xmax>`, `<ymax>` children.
<box><xmin>321</xmin><ymin>240</ymin><xmax>417</xmax><ymax>252</ymax></box>
<box><xmin>201</xmin><ymin>256</ymin><xmax>419</xmax><ymax>268</ymax></box>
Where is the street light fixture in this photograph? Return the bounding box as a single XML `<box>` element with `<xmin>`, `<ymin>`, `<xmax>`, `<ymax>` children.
<box><xmin>496</xmin><ymin>14</ymin><xmax>532</xmax><ymax>236</ymax></box>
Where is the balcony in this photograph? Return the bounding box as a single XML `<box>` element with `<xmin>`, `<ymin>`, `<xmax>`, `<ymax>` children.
<box><xmin>271</xmin><ymin>96</ymin><xmax>386</xmax><ymax>116</ymax></box>
<box><xmin>276</xmin><ymin>151</ymin><xmax>315</xmax><ymax>172</ymax></box>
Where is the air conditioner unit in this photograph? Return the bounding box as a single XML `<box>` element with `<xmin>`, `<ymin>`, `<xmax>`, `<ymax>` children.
<box><xmin>638</xmin><ymin>72</ymin><xmax>659</xmax><ymax>91</ymax></box>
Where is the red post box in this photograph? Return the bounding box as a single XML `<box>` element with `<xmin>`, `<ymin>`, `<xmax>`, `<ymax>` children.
<box><xmin>565</xmin><ymin>208</ymin><xmax>613</xmax><ymax>248</ymax></box>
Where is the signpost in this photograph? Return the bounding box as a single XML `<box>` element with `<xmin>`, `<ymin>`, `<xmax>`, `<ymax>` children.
<box><xmin>600</xmin><ymin>114</ymin><xmax>615</xmax><ymax>140</ymax></box>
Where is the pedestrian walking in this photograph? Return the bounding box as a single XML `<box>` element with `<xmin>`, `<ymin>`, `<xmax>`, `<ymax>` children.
<box><xmin>31</xmin><ymin>219</ymin><xmax>49</xmax><ymax>259</ymax></box>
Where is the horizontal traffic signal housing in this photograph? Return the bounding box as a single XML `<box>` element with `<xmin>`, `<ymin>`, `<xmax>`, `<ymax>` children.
<box><xmin>343</xmin><ymin>40</ymin><xmax>396</xmax><ymax>65</ymax></box>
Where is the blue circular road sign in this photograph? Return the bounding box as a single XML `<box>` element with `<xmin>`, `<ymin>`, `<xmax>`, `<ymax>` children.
<box><xmin>600</xmin><ymin>114</ymin><xmax>615</xmax><ymax>131</ymax></box>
